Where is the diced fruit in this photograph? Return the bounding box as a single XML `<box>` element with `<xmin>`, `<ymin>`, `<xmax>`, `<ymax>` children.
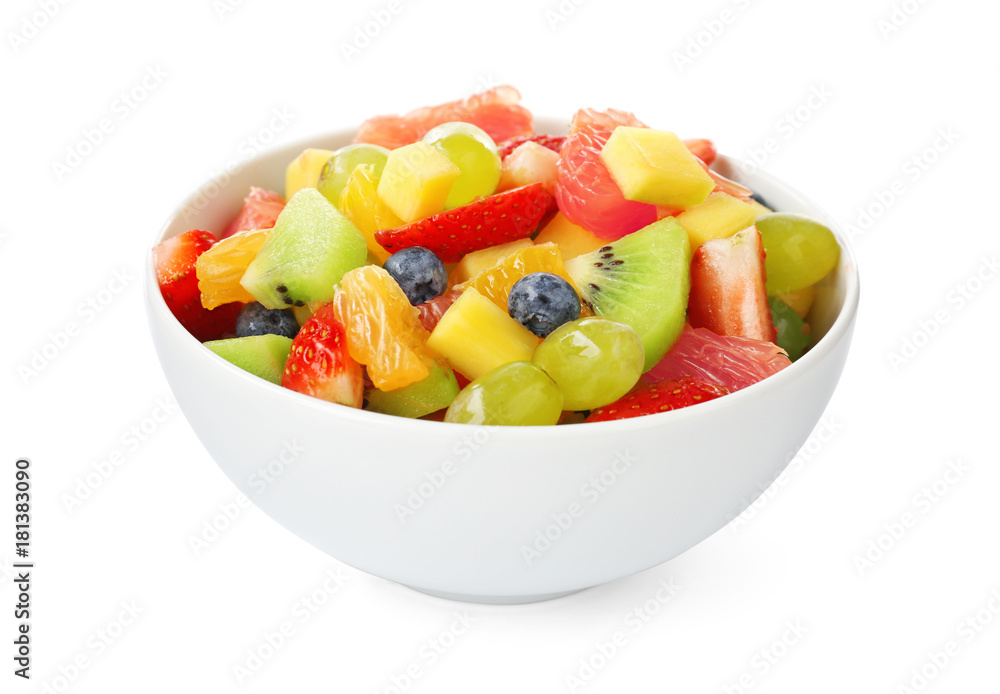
<box><xmin>445</xmin><ymin>361</ymin><xmax>562</xmax><ymax>426</ymax></box>
<box><xmin>366</xmin><ymin>361</ymin><xmax>459</xmax><ymax>418</ymax></box>
<box><xmin>533</xmin><ymin>212</ymin><xmax>608</xmax><ymax>260</ymax></box>
<box><xmin>507</xmin><ymin>272</ymin><xmax>581</xmax><ymax>337</ymax></box>
<box><xmin>564</xmin><ymin>218</ymin><xmax>691</xmax><ymax>371</ymax></box>
<box><xmin>683</xmin><ymin>138</ymin><xmax>717</xmax><ymax>166</ymax></box>
<box><xmin>285</xmin><ymin>149</ymin><xmax>335</xmax><ymax>200</ymax></box>
<box><xmin>455</xmin><ymin>242</ymin><xmax>574</xmax><ymax>312</ymax></box>
<box><xmin>756</xmin><ymin>212</ymin><xmax>840</xmax><ymax>295</ymax></box>
<box><xmin>281</xmin><ymin>304</ymin><xmax>363</xmax><ymax>407</ymax></box>
<box><xmin>555</xmin><ymin>108</ymin><xmax>657</xmax><ymax>239</ymax></box>
<box><xmin>221</xmin><ymin>187</ymin><xmax>285</xmax><ymax>239</ymax></box>
<box><xmin>353</xmin><ymin>85</ymin><xmax>534</xmax><ymax>150</ymax></box>
<box><xmin>497</xmin><ymin>141</ymin><xmax>559</xmax><ymax>194</ymax></box>
<box><xmin>240</xmin><ymin>189</ymin><xmax>367</xmax><ymax>309</ymax></box>
<box><xmin>497</xmin><ymin>134</ymin><xmax>566</xmax><ymax>160</ymax></box>
<box><xmin>674</xmin><ymin>191</ymin><xmax>758</xmax><ymax>251</ymax></box>
<box><xmin>204</xmin><ymin>334</ymin><xmax>293</xmax><ymax>385</ymax></box>
<box><xmin>383</xmin><ymin>246</ymin><xmax>448</xmax><ymax>305</ymax></box>
<box><xmin>332</xmin><ymin>265</ymin><xmax>435</xmax><ymax>391</ymax></box>
<box><xmin>196</xmin><ymin>228</ymin><xmax>270</xmax><ymax>309</ymax></box>
<box><xmin>235</xmin><ymin>302</ymin><xmax>299</xmax><ymax>339</ymax></box>
<box><xmin>426</xmin><ymin>287</ymin><xmax>538</xmax><ymax>381</ymax></box>
<box><xmin>585</xmin><ymin>376</ymin><xmax>730</xmax><ymax>423</ymax></box>
<box><xmin>317</xmin><ymin>144</ymin><xmax>390</xmax><ymax>207</ymax></box>
<box><xmin>337</xmin><ymin>166</ymin><xmax>400</xmax><ymax>264</ymax></box>
<box><xmin>416</xmin><ymin>289</ymin><xmax>461</xmax><ymax>332</ymax></box>
<box><xmin>375</xmin><ymin>183</ymin><xmax>552</xmax><ymax>263</ymax></box>
<box><xmin>377</xmin><ymin>141</ymin><xmax>461</xmax><ymax>223</ymax></box>
<box><xmin>154</xmin><ymin>229</ymin><xmax>241</xmax><ymax>341</ymax></box>
<box><xmin>776</xmin><ymin>284</ymin><xmax>817</xmax><ymax>319</ymax></box>
<box><xmin>646</xmin><ymin>324</ymin><xmax>790</xmax><ymax>392</ymax></box>
<box><xmin>423</xmin><ymin>122</ymin><xmax>502</xmax><ymax>209</ymax></box>
<box><xmin>532</xmin><ymin>317</ymin><xmax>644</xmax><ymax>411</ymax></box>
<box><xmin>769</xmin><ymin>297</ymin><xmax>810</xmax><ymax>361</ymax></box>
<box><xmin>449</xmin><ymin>238</ymin><xmax>533</xmax><ymax>286</ymax></box>
<box><xmin>749</xmin><ymin>197</ymin><xmax>772</xmax><ymax>218</ymax></box>
<box><xmin>599</xmin><ymin>126</ymin><xmax>716</xmax><ymax>209</ymax></box>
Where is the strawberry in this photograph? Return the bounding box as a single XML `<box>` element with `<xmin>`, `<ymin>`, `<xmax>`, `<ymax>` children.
<box><xmin>687</xmin><ymin>226</ymin><xmax>777</xmax><ymax>343</ymax></box>
<box><xmin>375</xmin><ymin>183</ymin><xmax>552</xmax><ymax>263</ymax></box>
<box><xmin>497</xmin><ymin>134</ymin><xmax>567</xmax><ymax>160</ymax></box>
<box><xmin>153</xmin><ymin>229</ymin><xmax>241</xmax><ymax>341</ymax></box>
<box><xmin>585</xmin><ymin>377</ymin><xmax>730</xmax><ymax>423</ymax></box>
<box><xmin>281</xmin><ymin>304</ymin><xmax>363</xmax><ymax>408</ymax></box>
<box><xmin>221</xmin><ymin>187</ymin><xmax>285</xmax><ymax>239</ymax></box>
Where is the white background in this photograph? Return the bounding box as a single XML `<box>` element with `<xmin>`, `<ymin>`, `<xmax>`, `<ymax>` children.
<box><xmin>3</xmin><ymin>0</ymin><xmax>999</xmax><ymax>691</ymax></box>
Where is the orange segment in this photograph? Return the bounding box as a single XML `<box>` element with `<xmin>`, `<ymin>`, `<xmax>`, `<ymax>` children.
<box><xmin>332</xmin><ymin>265</ymin><xmax>433</xmax><ymax>391</ymax></box>
<box><xmin>453</xmin><ymin>242</ymin><xmax>577</xmax><ymax>312</ymax></box>
<box><xmin>196</xmin><ymin>228</ymin><xmax>270</xmax><ymax>309</ymax></box>
<box><xmin>338</xmin><ymin>167</ymin><xmax>401</xmax><ymax>264</ymax></box>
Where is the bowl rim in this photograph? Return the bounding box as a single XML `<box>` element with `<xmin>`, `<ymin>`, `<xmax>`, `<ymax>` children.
<box><xmin>146</xmin><ymin>123</ymin><xmax>860</xmax><ymax>438</ymax></box>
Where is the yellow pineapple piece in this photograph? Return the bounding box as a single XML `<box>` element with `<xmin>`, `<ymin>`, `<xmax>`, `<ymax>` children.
<box><xmin>454</xmin><ymin>243</ymin><xmax>576</xmax><ymax>312</ymax></box>
<box><xmin>449</xmin><ymin>238</ymin><xmax>534</xmax><ymax>286</ymax></box>
<box><xmin>533</xmin><ymin>212</ymin><xmax>609</xmax><ymax>260</ymax></box>
<box><xmin>285</xmin><ymin>148</ymin><xmax>335</xmax><ymax>200</ymax></box>
<box><xmin>196</xmin><ymin>228</ymin><xmax>270</xmax><ymax>309</ymax></box>
<box><xmin>776</xmin><ymin>285</ymin><xmax>817</xmax><ymax>319</ymax></box>
<box><xmin>599</xmin><ymin>127</ymin><xmax>715</xmax><ymax>209</ymax></box>
<box><xmin>674</xmin><ymin>192</ymin><xmax>758</xmax><ymax>251</ymax></box>
<box><xmin>338</xmin><ymin>167</ymin><xmax>400</xmax><ymax>264</ymax></box>
<box><xmin>749</xmin><ymin>198</ymin><xmax>772</xmax><ymax>217</ymax></box>
<box><xmin>426</xmin><ymin>287</ymin><xmax>538</xmax><ymax>380</ymax></box>
<box><xmin>377</xmin><ymin>142</ymin><xmax>460</xmax><ymax>223</ymax></box>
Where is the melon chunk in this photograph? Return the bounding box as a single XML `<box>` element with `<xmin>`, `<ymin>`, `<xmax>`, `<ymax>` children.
<box><xmin>675</xmin><ymin>192</ymin><xmax>758</xmax><ymax>251</ymax></box>
<box><xmin>377</xmin><ymin>142</ymin><xmax>460</xmax><ymax>223</ymax></box>
<box><xmin>600</xmin><ymin>127</ymin><xmax>715</xmax><ymax>209</ymax></box>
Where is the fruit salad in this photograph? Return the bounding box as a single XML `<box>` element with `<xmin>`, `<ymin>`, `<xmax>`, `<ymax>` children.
<box><xmin>152</xmin><ymin>87</ymin><xmax>841</xmax><ymax>426</ymax></box>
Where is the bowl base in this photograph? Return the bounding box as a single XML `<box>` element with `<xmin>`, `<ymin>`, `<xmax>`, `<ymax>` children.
<box><xmin>404</xmin><ymin>584</ymin><xmax>584</xmax><ymax>604</ymax></box>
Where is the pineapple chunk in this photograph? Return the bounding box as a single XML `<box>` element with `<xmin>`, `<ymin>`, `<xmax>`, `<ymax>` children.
<box><xmin>285</xmin><ymin>148</ymin><xmax>335</xmax><ymax>200</ymax></box>
<box><xmin>749</xmin><ymin>198</ymin><xmax>772</xmax><ymax>217</ymax></box>
<box><xmin>339</xmin><ymin>167</ymin><xmax>400</xmax><ymax>264</ymax></box>
<box><xmin>426</xmin><ymin>287</ymin><xmax>538</xmax><ymax>380</ymax></box>
<box><xmin>377</xmin><ymin>142</ymin><xmax>460</xmax><ymax>223</ymax></box>
<box><xmin>675</xmin><ymin>192</ymin><xmax>758</xmax><ymax>251</ymax></box>
<box><xmin>600</xmin><ymin>127</ymin><xmax>715</xmax><ymax>209</ymax></box>
<box><xmin>449</xmin><ymin>238</ymin><xmax>534</xmax><ymax>286</ymax></box>
<box><xmin>533</xmin><ymin>212</ymin><xmax>608</xmax><ymax>260</ymax></box>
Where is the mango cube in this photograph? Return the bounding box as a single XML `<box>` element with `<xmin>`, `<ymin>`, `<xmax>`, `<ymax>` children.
<box><xmin>285</xmin><ymin>148</ymin><xmax>335</xmax><ymax>200</ymax></box>
<box><xmin>600</xmin><ymin>127</ymin><xmax>715</xmax><ymax>209</ymax></box>
<box><xmin>426</xmin><ymin>287</ymin><xmax>538</xmax><ymax>380</ymax></box>
<box><xmin>533</xmin><ymin>211</ymin><xmax>609</xmax><ymax>260</ymax></box>
<box><xmin>675</xmin><ymin>192</ymin><xmax>758</xmax><ymax>250</ymax></box>
<box><xmin>377</xmin><ymin>142</ymin><xmax>460</xmax><ymax>223</ymax></box>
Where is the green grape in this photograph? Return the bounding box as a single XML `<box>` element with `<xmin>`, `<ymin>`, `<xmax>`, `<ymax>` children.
<box><xmin>422</xmin><ymin>122</ymin><xmax>501</xmax><ymax>209</ymax></box>
<box><xmin>532</xmin><ymin>317</ymin><xmax>644</xmax><ymax>411</ymax></box>
<box><xmin>756</xmin><ymin>213</ymin><xmax>840</xmax><ymax>295</ymax></box>
<box><xmin>769</xmin><ymin>297</ymin><xmax>810</xmax><ymax>361</ymax></box>
<box><xmin>316</xmin><ymin>144</ymin><xmax>390</xmax><ymax>207</ymax></box>
<box><xmin>444</xmin><ymin>361</ymin><xmax>563</xmax><ymax>426</ymax></box>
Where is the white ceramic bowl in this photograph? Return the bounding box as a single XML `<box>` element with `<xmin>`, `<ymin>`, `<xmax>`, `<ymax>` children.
<box><xmin>146</xmin><ymin>120</ymin><xmax>859</xmax><ymax>603</ymax></box>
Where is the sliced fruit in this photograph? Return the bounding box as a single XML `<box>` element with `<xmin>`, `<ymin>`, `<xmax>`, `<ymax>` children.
<box><xmin>674</xmin><ymin>191</ymin><xmax>758</xmax><ymax>251</ymax></box>
<box><xmin>423</xmin><ymin>121</ymin><xmax>502</xmax><ymax>209</ymax></box>
<box><xmin>646</xmin><ymin>324</ymin><xmax>790</xmax><ymax>392</ymax></box>
<box><xmin>449</xmin><ymin>238</ymin><xmax>533</xmax><ymax>286</ymax></box>
<box><xmin>776</xmin><ymin>284</ymin><xmax>817</xmax><ymax>319</ymax></box>
<box><xmin>377</xmin><ymin>141</ymin><xmax>461</xmax><ymax>223</ymax></box>
<box><xmin>196</xmin><ymin>227</ymin><xmax>270</xmax><ymax>309</ymax></box>
<box><xmin>281</xmin><ymin>304</ymin><xmax>363</xmax><ymax>407</ymax></box>
<box><xmin>455</xmin><ymin>242</ymin><xmax>574</xmax><ymax>312</ymax></box>
<box><xmin>366</xmin><ymin>361</ymin><xmax>460</xmax><ymax>418</ymax></box>
<box><xmin>204</xmin><ymin>334</ymin><xmax>293</xmax><ymax>385</ymax></box>
<box><xmin>286</xmin><ymin>148</ymin><xmax>335</xmax><ymax>200</ymax></box>
<box><xmin>445</xmin><ymin>361</ymin><xmax>562</xmax><ymax>426</ymax></box>
<box><xmin>337</xmin><ymin>166</ymin><xmax>400</xmax><ymax>264</ymax></box>
<box><xmin>585</xmin><ymin>376</ymin><xmax>730</xmax><ymax>422</ymax></box>
<box><xmin>756</xmin><ymin>212</ymin><xmax>840</xmax><ymax>295</ymax></box>
<box><xmin>497</xmin><ymin>140</ymin><xmax>560</xmax><ymax>194</ymax></box>
<box><xmin>221</xmin><ymin>187</ymin><xmax>285</xmax><ymax>239</ymax></box>
<box><xmin>497</xmin><ymin>134</ymin><xmax>566</xmax><ymax>160</ymax></box>
<box><xmin>532</xmin><ymin>317</ymin><xmax>644</xmax><ymax>411</ymax></box>
<box><xmin>749</xmin><ymin>197</ymin><xmax>773</xmax><ymax>218</ymax></box>
<box><xmin>240</xmin><ymin>189</ymin><xmax>367</xmax><ymax>309</ymax></box>
<box><xmin>317</xmin><ymin>143</ymin><xmax>390</xmax><ymax>208</ymax></box>
<box><xmin>375</xmin><ymin>183</ymin><xmax>552</xmax><ymax>263</ymax></box>
<box><xmin>688</xmin><ymin>226</ymin><xmax>777</xmax><ymax>343</ymax></box>
<box><xmin>331</xmin><ymin>265</ymin><xmax>434</xmax><ymax>391</ymax></box>
<box><xmin>154</xmin><ymin>229</ymin><xmax>241</xmax><ymax>341</ymax></box>
<box><xmin>353</xmin><ymin>85</ymin><xmax>534</xmax><ymax>150</ymax></box>
<box><xmin>599</xmin><ymin>126</ymin><xmax>716</xmax><ymax>209</ymax></box>
<box><xmin>769</xmin><ymin>297</ymin><xmax>810</xmax><ymax>361</ymax></box>
<box><xmin>425</xmin><ymin>287</ymin><xmax>538</xmax><ymax>381</ymax></box>
<box><xmin>564</xmin><ymin>218</ymin><xmax>691</xmax><ymax>371</ymax></box>
<box><xmin>533</xmin><ymin>211</ymin><xmax>608</xmax><ymax>260</ymax></box>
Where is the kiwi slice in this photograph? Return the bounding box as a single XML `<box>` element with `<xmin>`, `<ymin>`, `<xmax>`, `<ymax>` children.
<box><xmin>564</xmin><ymin>218</ymin><xmax>691</xmax><ymax>371</ymax></box>
<box><xmin>365</xmin><ymin>362</ymin><xmax>460</xmax><ymax>418</ymax></box>
<box><xmin>240</xmin><ymin>188</ymin><xmax>367</xmax><ymax>309</ymax></box>
<box><xmin>204</xmin><ymin>334</ymin><xmax>293</xmax><ymax>384</ymax></box>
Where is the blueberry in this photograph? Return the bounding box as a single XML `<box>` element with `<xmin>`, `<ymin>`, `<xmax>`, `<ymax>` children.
<box><xmin>383</xmin><ymin>247</ymin><xmax>447</xmax><ymax>305</ymax></box>
<box><xmin>236</xmin><ymin>302</ymin><xmax>299</xmax><ymax>338</ymax></box>
<box><xmin>507</xmin><ymin>272</ymin><xmax>581</xmax><ymax>337</ymax></box>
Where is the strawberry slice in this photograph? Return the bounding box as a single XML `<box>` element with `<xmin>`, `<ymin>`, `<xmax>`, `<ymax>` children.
<box><xmin>497</xmin><ymin>134</ymin><xmax>566</xmax><ymax>160</ymax></box>
<box><xmin>375</xmin><ymin>183</ymin><xmax>552</xmax><ymax>263</ymax></box>
<box><xmin>688</xmin><ymin>226</ymin><xmax>777</xmax><ymax>343</ymax></box>
<box><xmin>221</xmin><ymin>187</ymin><xmax>285</xmax><ymax>239</ymax></box>
<box><xmin>281</xmin><ymin>304</ymin><xmax>363</xmax><ymax>408</ymax></box>
<box><xmin>585</xmin><ymin>377</ymin><xmax>730</xmax><ymax>423</ymax></box>
<box><xmin>153</xmin><ymin>229</ymin><xmax>241</xmax><ymax>341</ymax></box>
